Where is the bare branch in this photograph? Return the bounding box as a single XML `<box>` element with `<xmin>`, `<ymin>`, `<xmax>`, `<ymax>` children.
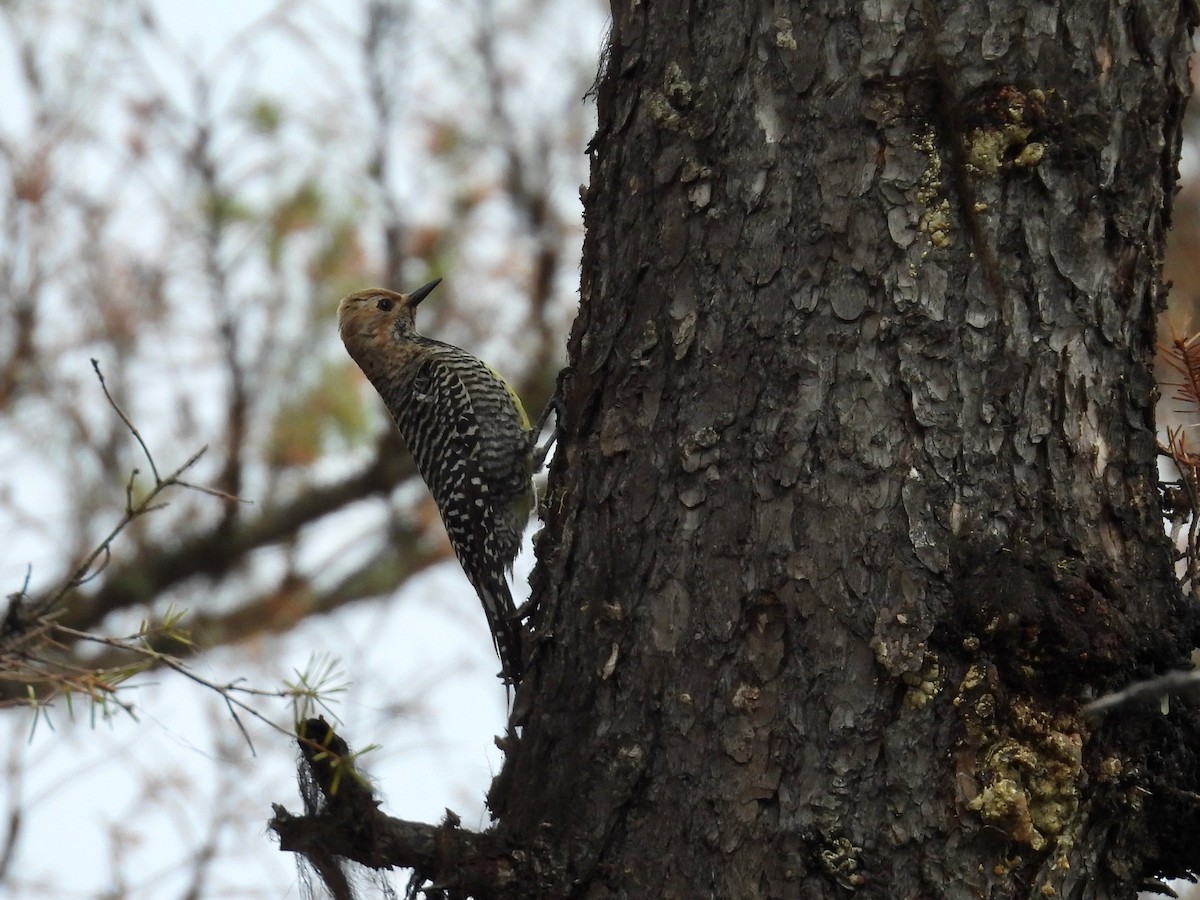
<box><xmin>58</xmin><ymin>431</ymin><xmax>415</xmax><ymax>634</ymax></box>
<box><xmin>90</xmin><ymin>357</ymin><xmax>160</xmax><ymax>482</ymax></box>
<box><xmin>28</xmin><ymin>440</ymin><xmax>212</xmax><ymax>622</ymax></box>
<box><xmin>270</xmin><ymin>719</ymin><xmax>530</xmax><ymax>898</ymax></box>
<box><xmin>1085</xmin><ymin>669</ymin><xmax>1200</xmax><ymax>718</ymax></box>
<box><xmin>70</xmin><ymin>536</ymin><xmax>442</xmax><ymax>677</ymax></box>
<box><xmin>50</xmin><ymin>622</ymin><xmax>298</xmax><ymax>747</ymax></box>
<box><xmin>0</xmin><ymin>359</ymin><xmax>260</xmax><ymax>721</ymax></box>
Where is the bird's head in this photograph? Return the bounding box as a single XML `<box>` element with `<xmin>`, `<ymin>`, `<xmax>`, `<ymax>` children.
<box><xmin>337</xmin><ymin>279</ymin><xmax>442</xmax><ymax>369</ymax></box>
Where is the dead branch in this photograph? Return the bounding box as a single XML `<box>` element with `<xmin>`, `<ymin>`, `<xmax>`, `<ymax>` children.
<box><xmin>58</xmin><ymin>429</ymin><xmax>415</xmax><ymax>633</ymax></box>
<box><xmin>11</xmin><ymin>361</ymin><xmax>242</xmax><ymax>628</ymax></box>
<box><xmin>0</xmin><ymin>360</ymin><xmax>257</xmax><ymax>718</ymax></box>
<box><xmin>1085</xmin><ymin>668</ymin><xmax>1200</xmax><ymax>718</ymax></box>
<box><xmin>271</xmin><ymin>719</ymin><xmax>529</xmax><ymax>900</ymax></box>
<box><xmin>68</xmin><ymin>537</ymin><xmax>441</xmax><ymax>675</ymax></box>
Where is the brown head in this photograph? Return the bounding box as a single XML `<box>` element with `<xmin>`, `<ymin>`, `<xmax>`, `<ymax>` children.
<box><xmin>337</xmin><ymin>279</ymin><xmax>442</xmax><ymax>375</ymax></box>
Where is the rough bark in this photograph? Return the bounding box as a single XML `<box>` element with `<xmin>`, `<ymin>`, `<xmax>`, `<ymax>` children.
<box><xmin>493</xmin><ymin>1</ymin><xmax>1200</xmax><ymax>898</ymax></box>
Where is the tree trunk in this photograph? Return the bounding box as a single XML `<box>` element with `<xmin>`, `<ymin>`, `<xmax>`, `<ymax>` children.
<box><xmin>496</xmin><ymin>1</ymin><xmax>1200</xmax><ymax>897</ymax></box>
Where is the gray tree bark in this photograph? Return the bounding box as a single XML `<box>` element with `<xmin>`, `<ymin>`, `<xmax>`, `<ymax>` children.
<box><xmin>494</xmin><ymin>1</ymin><xmax>1200</xmax><ymax>898</ymax></box>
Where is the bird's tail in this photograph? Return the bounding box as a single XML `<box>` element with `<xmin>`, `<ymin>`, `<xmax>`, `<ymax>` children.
<box><xmin>475</xmin><ymin>577</ymin><xmax>524</xmax><ymax>687</ymax></box>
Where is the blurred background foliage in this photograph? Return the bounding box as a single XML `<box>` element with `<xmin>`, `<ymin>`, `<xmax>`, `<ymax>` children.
<box><xmin>0</xmin><ymin>0</ymin><xmax>597</xmax><ymax>675</ymax></box>
<box><xmin>0</xmin><ymin>0</ymin><xmax>603</xmax><ymax>895</ymax></box>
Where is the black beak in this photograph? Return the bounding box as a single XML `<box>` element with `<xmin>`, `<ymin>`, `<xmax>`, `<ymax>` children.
<box><xmin>408</xmin><ymin>278</ymin><xmax>442</xmax><ymax>307</ymax></box>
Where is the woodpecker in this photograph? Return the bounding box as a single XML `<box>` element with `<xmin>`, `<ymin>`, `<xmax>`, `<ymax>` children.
<box><xmin>338</xmin><ymin>278</ymin><xmax>536</xmax><ymax>686</ymax></box>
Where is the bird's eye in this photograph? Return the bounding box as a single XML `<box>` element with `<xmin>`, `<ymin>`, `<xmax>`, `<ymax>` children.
<box><xmin>376</xmin><ymin>297</ymin><xmax>394</xmax><ymax>312</ymax></box>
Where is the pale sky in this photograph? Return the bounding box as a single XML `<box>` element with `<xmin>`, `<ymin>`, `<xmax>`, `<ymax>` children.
<box><xmin>0</xmin><ymin>1</ymin><xmax>605</xmax><ymax>896</ymax></box>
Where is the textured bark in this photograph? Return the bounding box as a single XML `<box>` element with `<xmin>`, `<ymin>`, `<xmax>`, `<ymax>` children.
<box><xmin>493</xmin><ymin>1</ymin><xmax>1200</xmax><ymax>898</ymax></box>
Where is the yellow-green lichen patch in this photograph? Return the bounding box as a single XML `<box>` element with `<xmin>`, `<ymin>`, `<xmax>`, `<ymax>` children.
<box><xmin>646</xmin><ymin>62</ymin><xmax>711</xmax><ymax>138</ymax></box>
<box><xmin>773</xmin><ymin>16</ymin><xmax>797</xmax><ymax>50</ymax></box>
<box><xmin>919</xmin><ymin>200</ymin><xmax>952</xmax><ymax>248</ymax></box>
<box><xmin>1013</xmin><ymin>142</ymin><xmax>1045</xmax><ymax>168</ymax></box>
<box><xmin>961</xmin><ymin>85</ymin><xmax>1053</xmax><ymax>177</ymax></box>
<box><xmin>952</xmin><ymin>662</ymin><xmax>997</xmax><ymax>738</ymax></box>
<box><xmin>966</xmin><ymin>704</ymin><xmax>1085</xmax><ymax>852</ymax></box>
<box><xmin>817</xmin><ymin>836</ymin><xmax>866</xmax><ymax>890</ymax></box>
<box><xmin>663</xmin><ymin>61</ymin><xmax>695</xmax><ymax>109</ymax></box>
<box><xmin>912</xmin><ymin>127</ymin><xmax>953</xmax><ymax>250</ymax></box>
<box><xmin>645</xmin><ymin>91</ymin><xmax>684</xmax><ymax>131</ymax></box>
<box><xmin>964</xmin><ymin>127</ymin><xmax>1030</xmax><ymax>177</ymax></box>
<box><xmin>902</xmin><ymin>658</ymin><xmax>942</xmax><ymax>709</ymax></box>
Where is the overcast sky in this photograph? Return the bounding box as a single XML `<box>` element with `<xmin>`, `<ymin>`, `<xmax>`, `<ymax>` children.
<box><xmin>0</xmin><ymin>1</ymin><xmax>605</xmax><ymax>896</ymax></box>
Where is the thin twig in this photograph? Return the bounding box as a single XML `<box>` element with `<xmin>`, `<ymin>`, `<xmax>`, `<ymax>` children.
<box><xmin>30</xmin><ymin>363</ymin><xmax>241</xmax><ymax>621</ymax></box>
<box><xmin>174</xmin><ymin>479</ymin><xmax>250</xmax><ymax>503</ymax></box>
<box><xmin>2</xmin><ymin>361</ymin><xmax>257</xmax><ymax>731</ymax></box>
<box><xmin>29</xmin><ymin>446</ymin><xmax>207</xmax><ymax>620</ymax></box>
<box><xmin>91</xmin><ymin>358</ymin><xmax>159</xmax><ymax>482</ymax></box>
<box><xmin>1085</xmin><ymin>669</ymin><xmax>1200</xmax><ymax>718</ymax></box>
<box><xmin>54</xmin><ymin>623</ymin><xmax>295</xmax><ymax>748</ymax></box>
